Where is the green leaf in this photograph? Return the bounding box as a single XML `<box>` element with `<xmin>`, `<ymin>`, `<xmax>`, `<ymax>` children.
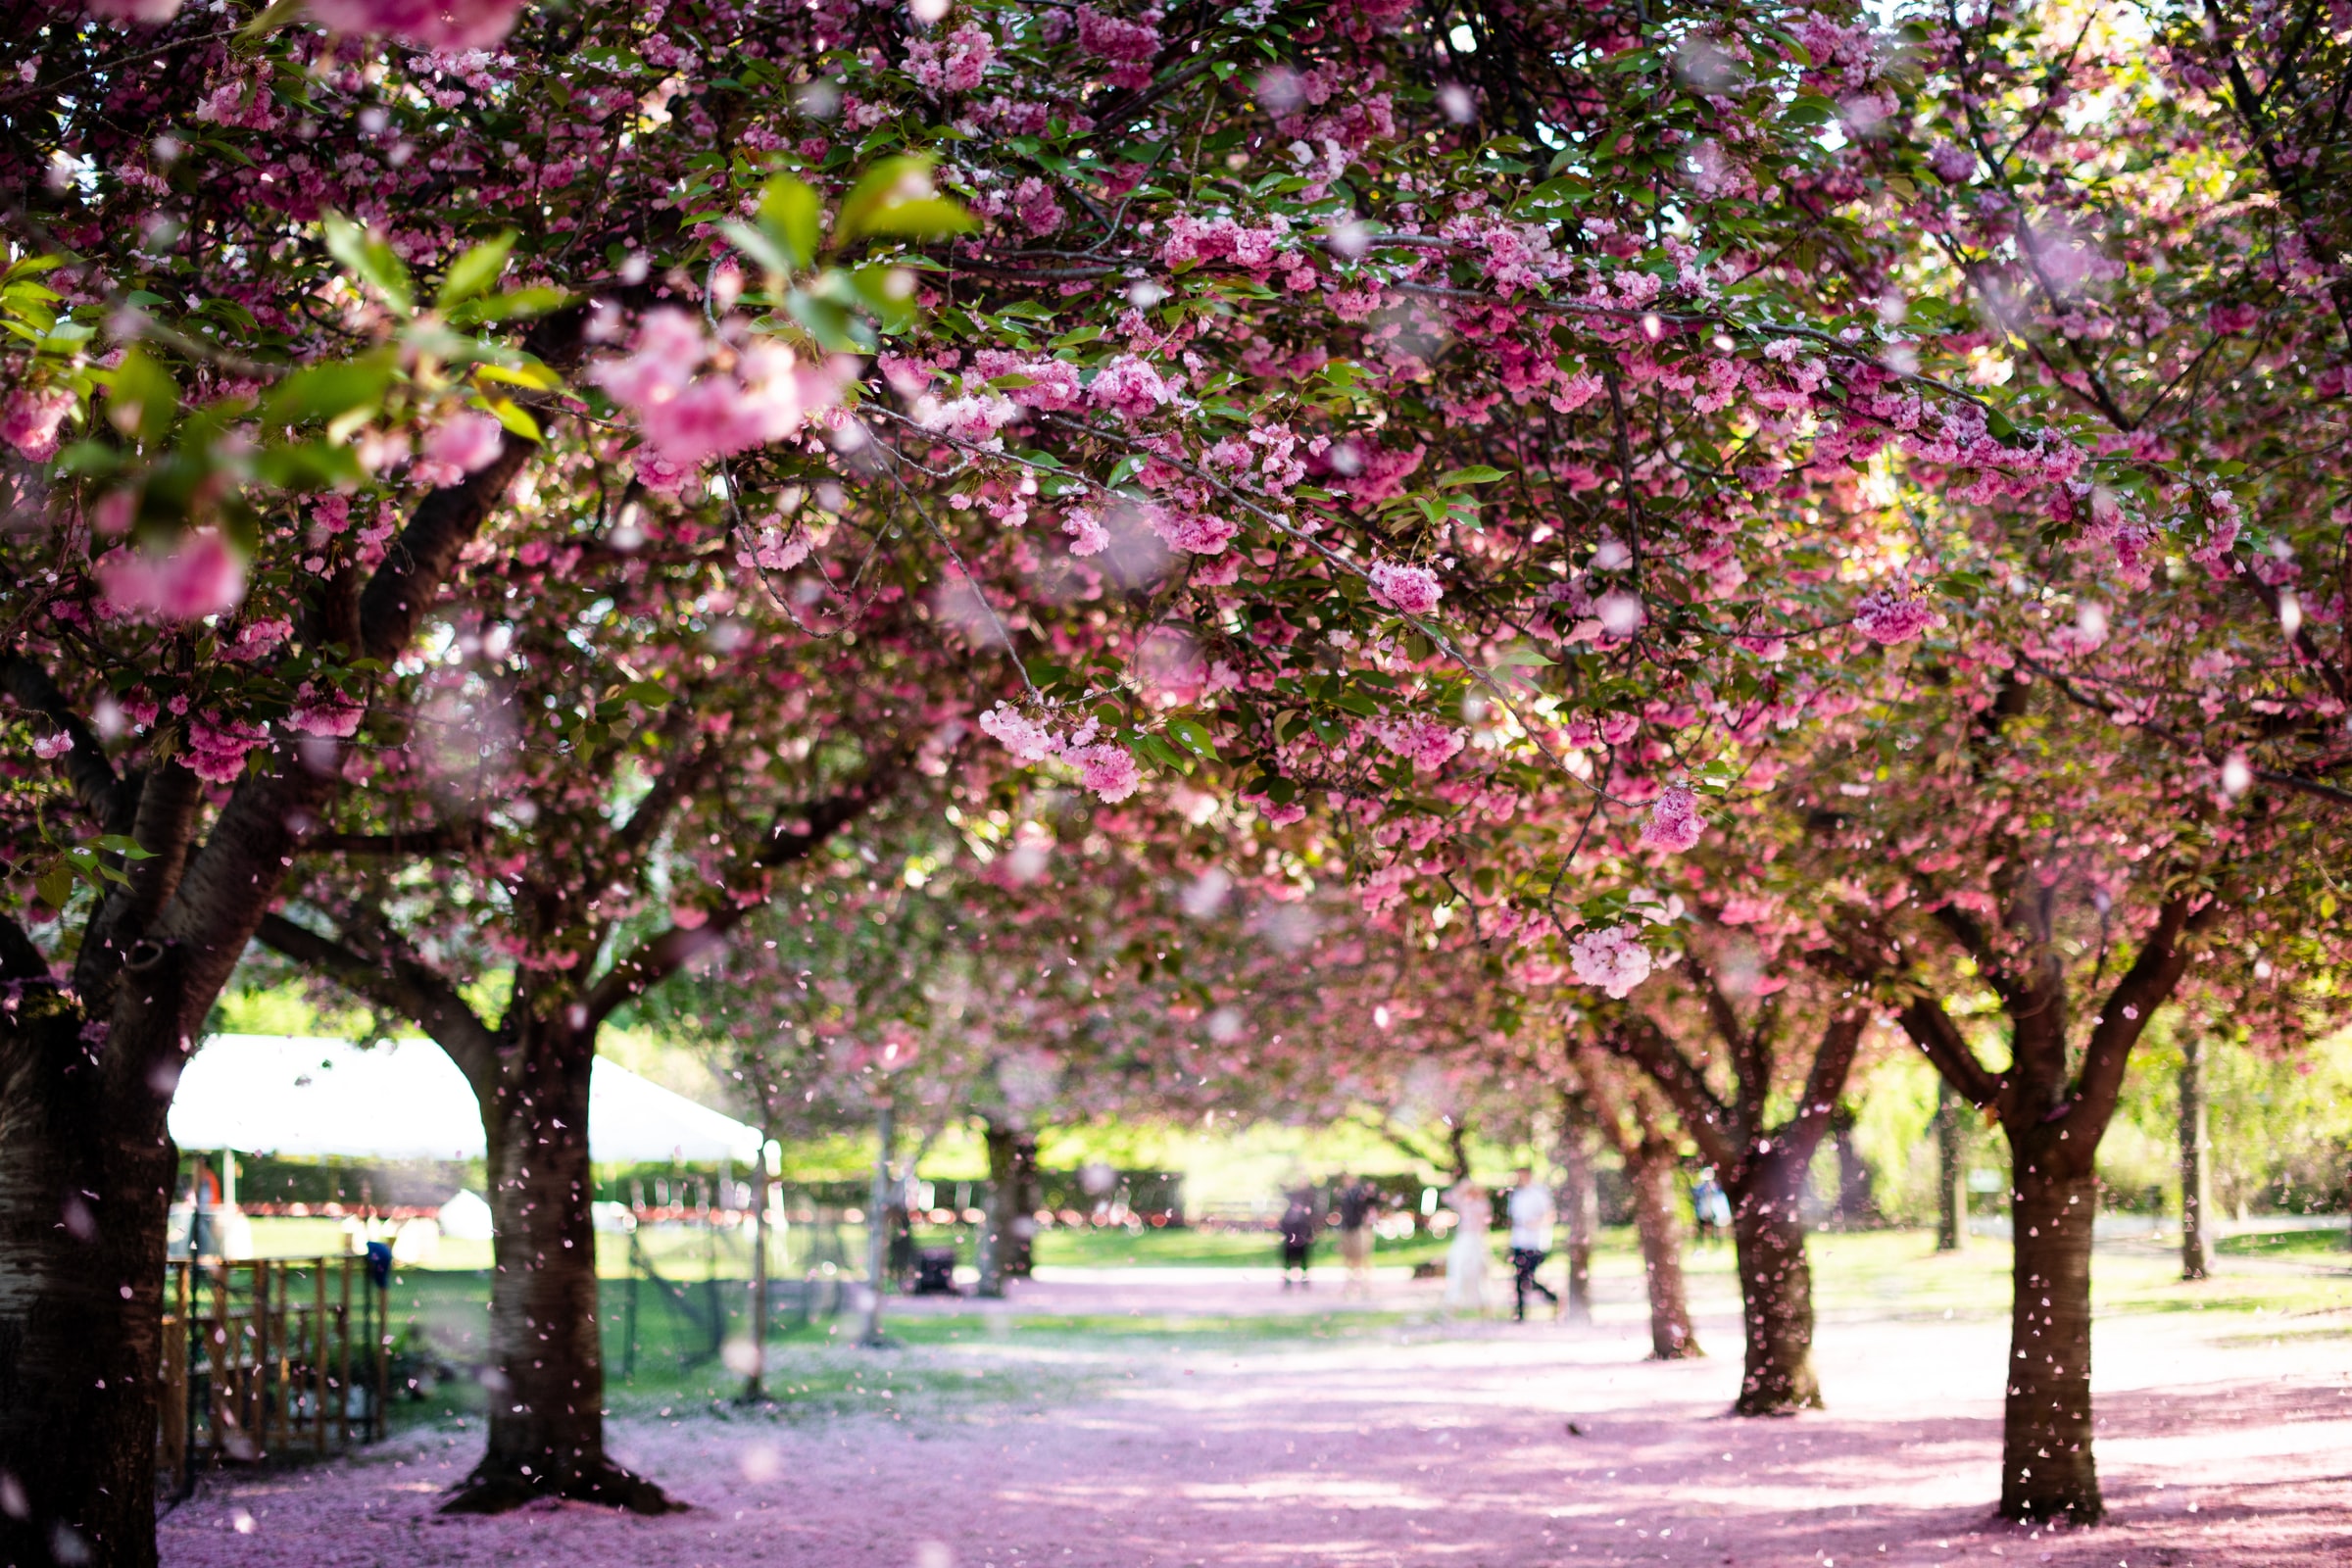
<box><xmin>719</xmin><ymin>220</ymin><xmax>791</xmax><ymax>277</ymax></box>
<box><xmin>2</xmin><ymin>254</ymin><xmax>65</xmax><ymax>284</ymax></box>
<box><xmin>91</xmin><ymin>834</ymin><xmax>156</xmax><ymax>860</ymax></box>
<box><xmin>321</xmin><ymin>213</ymin><xmax>415</xmax><ymax>317</ymax></box>
<box><xmin>476</xmin><ymin>393</ymin><xmax>541</xmax><ymax>442</ymax></box>
<box><xmin>620</xmin><ymin>680</ymin><xmax>671</xmax><ymax>707</ymax></box>
<box><xmin>445</xmin><ymin>286</ymin><xmax>570</xmax><ymax>326</ymax></box>
<box><xmin>105</xmin><ymin>348</ymin><xmax>178</xmax><ymax>444</ymax></box>
<box><xmin>1166</xmin><ymin>718</ymin><xmax>1221</xmax><ymax>761</ymax></box>
<box><xmin>34</xmin><ymin>864</ymin><xmax>73</xmax><ymax>909</ymax></box>
<box><xmin>260</xmin><ymin>349</ymin><xmax>396</xmax><ymax>428</ymax></box>
<box><xmin>836</xmin><ymin>157</ymin><xmax>976</xmax><ymax>245</ymax></box>
<box><xmin>434</xmin><ymin>230</ymin><xmax>517</xmax><ymax>310</ymax></box>
<box><xmin>1437</xmin><ymin>465</ymin><xmax>1509</xmax><ymax>487</ymax></box>
<box><xmin>759</xmin><ymin>173</ymin><xmax>822</xmax><ymax>271</ymax></box>
<box><xmin>858</xmin><ymin>196</ymin><xmax>978</xmax><ymax>240</ymax></box>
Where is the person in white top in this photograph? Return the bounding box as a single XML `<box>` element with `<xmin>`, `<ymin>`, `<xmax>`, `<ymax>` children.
<box><xmin>1506</xmin><ymin>1166</ymin><xmax>1560</xmax><ymax>1321</ymax></box>
<box><xmin>1440</xmin><ymin>1179</ymin><xmax>1490</xmax><ymax>1316</ymax></box>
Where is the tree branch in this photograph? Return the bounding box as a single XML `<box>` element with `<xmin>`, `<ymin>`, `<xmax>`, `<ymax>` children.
<box><xmin>0</xmin><ymin>654</ymin><xmax>132</xmax><ymax>830</ymax></box>
<box><xmin>1609</xmin><ymin>1011</ymin><xmax>1739</xmax><ymax>1169</ymax></box>
<box><xmin>1773</xmin><ymin>1009</ymin><xmax>1869</xmax><ymax>1163</ymax></box>
<box><xmin>1895</xmin><ymin>994</ymin><xmax>2007</xmax><ymax>1112</ymax></box>
<box><xmin>255</xmin><ymin>910</ymin><xmax>502</xmax><ymax>1095</ymax></box>
<box><xmin>581</xmin><ymin>770</ymin><xmax>897</xmax><ymax>1027</ymax></box>
<box><xmin>2068</xmin><ymin>895</ymin><xmax>2214</xmax><ymax>1149</ymax></box>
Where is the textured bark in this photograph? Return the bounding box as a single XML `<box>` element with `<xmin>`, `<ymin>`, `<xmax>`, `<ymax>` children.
<box><xmin>2179</xmin><ymin>1036</ymin><xmax>2210</xmax><ymax>1282</ymax></box>
<box><xmin>0</xmin><ymin>345</ymin><xmax>574</xmax><ymax>1566</ymax></box>
<box><xmin>0</xmin><ymin>1000</ymin><xmax>176</xmax><ymax>1568</ymax></box>
<box><xmin>1901</xmin><ymin>889</ymin><xmax>2207</xmax><ymax>1524</ymax></box>
<box><xmin>444</xmin><ymin>1016</ymin><xmax>672</xmax><ymax>1515</ymax></box>
<box><xmin>1607</xmin><ymin>1001</ymin><xmax>1864</xmax><ymax>1415</ymax></box>
<box><xmin>977</xmin><ymin>1122</ymin><xmax>1031</xmax><ymax>1298</ymax></box>
<box><xmin>1936</xmin><ymin>1078</ymin><xmax>1968</xmax><ymax>1252</ymax></box>
<box><xmin>1555</xmin><ymin>1091</ymin><xmax>1600</xmax><ymax>1326</ymax></box>
<box><xmin>1623</xmin><ymin>1137</ymin><xmax>1699</xmax><ymax>1359</ymax></box>
<box><xmin>2003</xmin><ymin>1144</ymin><xmax>2102</xmax><ymax>1523</ymax></box>
<box><xmin>1728</xmin><ymin>1147</ymin><xmax>1821</xmax><ymax>1414</ymax></box>
<box><xmin>994</xmin><ymin>1129</ymin><xmax>1039</xmax><ymax>1282</ymax></box>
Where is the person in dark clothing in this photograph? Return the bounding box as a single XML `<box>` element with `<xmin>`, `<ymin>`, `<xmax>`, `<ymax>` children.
<box><xmin>1506</xmin><ymin>1166</ymin><xmax>1561</xmax><ymax>1321</ymax></box>
<box><xmin>1278</xmin><ymin>1188</ymin><xmax>1318</xmax><ymax>1288</ymax></box>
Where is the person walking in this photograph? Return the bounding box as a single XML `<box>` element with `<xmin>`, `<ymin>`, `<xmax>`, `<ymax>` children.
<box><xmin>1278</xmin><ymin>1186</ymin><xmax>1318</xmax><ymax>1289</ymax></box>
<box><xmin>1335</xmin><ymin>1173</ymin><xmax>1376</xmax><ymax>1298</ymax></box>
<box><xmin>1440</xmin><ymin>1177</ymin><xmax>1490</xmax><ymax>1316</ymax></box>
<box><xmin>1507</xmin><ymin>1165</ymin><xmax>1560</xmax><ymax>1321</ymax></box>
<box><xmin>1692</xmin><ymin>1166</ymin><xmax>1732</xmax><ymax>1245</ymax></box>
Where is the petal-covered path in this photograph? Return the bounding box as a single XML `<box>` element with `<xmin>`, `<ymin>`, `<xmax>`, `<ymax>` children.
<box><xmin>161</xmin><ymin>1267</ymin><xmax>2352</xmax><ymax>1568</ymax></box>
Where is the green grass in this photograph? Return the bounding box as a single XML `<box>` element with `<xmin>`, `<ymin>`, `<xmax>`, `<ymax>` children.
<box><xmin>2216</xmin><ymin>1227</ymin><xmax>2352</xmax><ymax>1257</ymax></box>
<box><xmin>357</xmin><ymin>1222</ymin><xmax>2350</xmax><ymax>1439</ymax></box>
<box><xmin>1030</xmin><ymin>1225</ymin><xmax>1449</xmax><ymax>1270</ymax></box>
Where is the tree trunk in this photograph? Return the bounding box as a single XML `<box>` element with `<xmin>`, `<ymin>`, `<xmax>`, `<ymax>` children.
<box><xmin>0</xmin><ymin>1002</ymin><xmax>176</xmax><ymax>1568</ymax></box>
<box><xmin>1002</xmin><ymin>1130</ymin><xmax>1038</xmax><ymax>1281</ymax></box>
<box><xmin>1729</xmin><ymin>1148</ymin><xmax>1821</xmax><ymax>1414</ymax></box>
<box><xmin>978</xmin><ymin>1122</ymin><xmax>1025</xmax><ymax>1298</ymax></box>
<box><xmin>2179</xmin><ymin>1036</ymin><xmax>2210</xmax><ymax>1282</ymax></box>
<box><xmin>1624</xmin><ymin>1138</ymin><xmax>1699</xmax><ymax>1359</ymax></box>
<box><xmin>2002</xmin><ymin>1137</ymin><xmax>2102</xmax><ymax>1523</ymax></box>
<box><xmin>1556</xmin><ymin>1093</ymin><xmax>1599</xmax><ymax>1326</ymax></box>
<box><xmin>1936</xmin><ymin>1079</ymin><xmax>1967</xmax><ymax>1252</ymax></box>
<box><xmin>1832</xmin><ymin>1106</ymin><xmax>1876</xmax><ymax>1230</ymax></box>
<box><xmin>445</xmin><ymin>1023</ymin><xmax>671</xmax><ymax>1514</ymax></box>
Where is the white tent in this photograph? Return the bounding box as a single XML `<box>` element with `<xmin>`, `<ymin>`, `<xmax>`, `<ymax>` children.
<box><xmin>168</xmin><ymin>1034</ymin><xmax>760</xmax><ymax>1165</ymax></box>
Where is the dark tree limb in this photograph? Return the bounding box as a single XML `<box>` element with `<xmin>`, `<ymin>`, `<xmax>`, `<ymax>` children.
<box><xmin>304</xmin><ymin>825</ymin><xmax>481</xmax><ymax>858</ymax></box>
<box><xmin>256</xmin><ymin>910</ymin><xmax>502</xmax><ymax>1094</ymax></box>
<box><xmin>1897</xmin><ymin>994</ymin><xmax>2008</xmax><ymax>1112</ymax></box>
<box><xmin>582</xmin><ymin>772</ymin><xmax>896</xmax><ymax>1027</ymax></box>
<box><xmin>1777</xmin><ymin>1009</ymin><xmax>1869</xmax><ymax>1155</ymax></box>
<box><xmin>2068</xmin><ymin>895</ymin><xmax>2214</xmax><ymax>1147</ymax></box>
<box><xmin>1611</xmin><ymin>1012</ymin><xmax>1740</xmax><ymax>1169</ymax></box>
<box><xmin>0</xmin><ymin>653</ymin><xmax>131</xmax><ymax>829</ymax></box>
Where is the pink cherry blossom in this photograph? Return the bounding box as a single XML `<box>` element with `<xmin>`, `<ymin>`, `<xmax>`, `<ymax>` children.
<box><xmin>1061</xmin><ymin>507</ymin><xmax>1110</xmax><ymax>556</ymax></box>
<box><xmin>1569</xmin><ymin>923</ymin><xmax>1653</xmax><ymax>999</ymax></box>
<box><xmin>904</xmin><ymin>23</ymin><xmax>997</xmax><ymax>94</ymax></box>
<box><xmin>96</xmin><ymin>529</ymin><xmax>246</xmax><ymax>622</ymax></box>
<box><xmin>978</xmin><ymin>703</ymin><xmax>1060</xmax><ymax>762</ymax></box>
<box><xmin>1075</xmin><ymin>6</ymin><xmax>1161</xmax><ymax>89</ymax></box>
<box><xmin>287</xmin><ymin>685</ymin><xmax>366</xmax><ymax>738</ymax></box>
<box><xmin>1852</xmin><ymin>584</ymin><xmax>1936</xmax><ymax>645</ymax></box>
<box><xmin>181</xmin><ymin>713</ymin><xmax>270</xmax><ymax>783</ymax></box>
<box><xmin>1641</xmin><ymin>785</ymin><xmax>1703</xmax><ymax>853</ymax></box>
<box><xmin>305</xmin><ymin>0</ymin><xmax>525</xmax><ymax>50</ymax></box>
<box><xmin>1367</xmin><ymin>561</ymin><xmax>1442</xmax><ymax>616</ymax></box>
<box><xmin>422</xmin><ymin>411</ymin><xmax>505</xmax><ymax>475</ymax></box>
<box><xmin>1088</xmin><ymin>355</ymin><xmax>1174</xmax><ymax>419</ymax></box>
<box><xmin>1372</xmin><ymin>714</ymin><xmax>1465</xmax><ymax>772</ymax></box>
<box><xmin>1068</xmin><ymin>742</ymin><xmax>1141</xmax><ymax>802</ymax></box>
<box><xmin>2</xmin><ymin>386</ymin><xmax>74</xmax><ymax>461</ymax></box>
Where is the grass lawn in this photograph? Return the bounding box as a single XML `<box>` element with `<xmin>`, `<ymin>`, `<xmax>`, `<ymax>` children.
<box><xmin>357</xmin><ymin>1218</ymin><xmax>2352</xmax><ymax>1443</ymax></box>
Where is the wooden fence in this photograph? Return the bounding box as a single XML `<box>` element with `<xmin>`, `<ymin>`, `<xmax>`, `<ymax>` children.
<box><xmin>159</xmin><ymin>1254</ymin><xmax>389</xmax><ymax>1486</ymax></box>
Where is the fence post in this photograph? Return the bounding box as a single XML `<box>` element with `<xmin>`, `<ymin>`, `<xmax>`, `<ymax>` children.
<box><xmin>337</xmin><ymin>1256</ymin><xmax>353</xmax><ymax>1451</ymax></box>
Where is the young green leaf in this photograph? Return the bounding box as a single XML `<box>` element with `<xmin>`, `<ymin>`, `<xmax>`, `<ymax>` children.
<box><xmin>435</xmin><ymin>230</ymin><xmax>518</xmax><ymax>310</ymax></box>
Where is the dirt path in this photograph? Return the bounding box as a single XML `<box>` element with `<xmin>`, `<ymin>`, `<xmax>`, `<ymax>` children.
<box><xmin>160</xmin><ymin>1270</ymin><xmax>2352</xmax><ymax>1568</ymax></box>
